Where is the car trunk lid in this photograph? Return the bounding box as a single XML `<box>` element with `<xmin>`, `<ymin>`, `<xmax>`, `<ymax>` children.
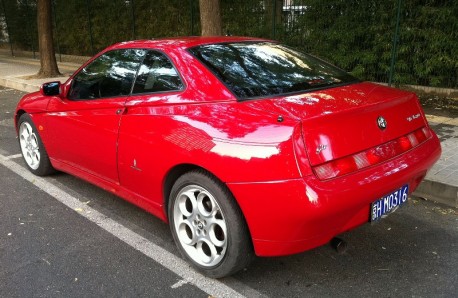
<box><xmin>244</xmin><ymin>82</ymin><xmax>428</xmax><ymax>167</ymax></box>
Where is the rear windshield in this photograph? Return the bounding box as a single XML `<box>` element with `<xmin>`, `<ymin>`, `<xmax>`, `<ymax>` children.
<box><xmin>189</xmin><ymin>42</ymin><xmax>358</xmax><ymax>100</ymax></box>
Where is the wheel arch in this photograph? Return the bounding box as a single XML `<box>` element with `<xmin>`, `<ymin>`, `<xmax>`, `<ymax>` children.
<box><xmin>163</xmin><ymin>163</ymin><xmax>200</xmax><ymax>215</ymax></box>
<box><xmin>15</xmin><ymin>109</ymin><xmax>26</xmax><ymax>132</ymax></box>
<box><xmin>162</xmin><ymin>164</ymin><xmax>253</xmax><ymax>240</ymax></box>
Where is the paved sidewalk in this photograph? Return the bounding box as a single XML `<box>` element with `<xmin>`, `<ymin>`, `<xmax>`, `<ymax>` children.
<box><xmin>415</xmin><ymin>115</ymin><xmax>458</xmax><ymax>207</ymax></box>
<box><xmin>0</xmin><ymin>53</ymin><xmax>456</xmax><ymax>208</ymax></box>
<box><xmin>0</xmin><ymin>54</ymin><xmax>80</xmax><ymax>92</ymax></box>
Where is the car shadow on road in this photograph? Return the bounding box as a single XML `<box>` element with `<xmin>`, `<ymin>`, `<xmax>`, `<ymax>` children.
<box><xmin>233</xmin><ymin>200</ymin><xmax>457</xmax><ymax>296</ymax></box>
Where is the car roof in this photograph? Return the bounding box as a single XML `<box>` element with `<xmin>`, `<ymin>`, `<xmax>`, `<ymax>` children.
<box><xmin>106</xmin><ymin>36</ymin><xmax>272</xmax><ymax>52</ymax></box>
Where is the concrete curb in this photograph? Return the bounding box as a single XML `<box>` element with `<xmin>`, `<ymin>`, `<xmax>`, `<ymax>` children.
<box><xmin>0</xmin><ymin>48</ymin><xmax>91</xmax><ymax>65</ymax></box>
<box><xmin>0</xmin><ymin>56</ymin><xmax>82</xmax><ymax>72</ymax></box>
<box><xmin>413</xmin><ymin>180</ymin><xmax>458</xmax><ymax>208</ymax></box>
<box><xmin>0</xmin><ymin>76</ymin><xmax>70</xmax><ymax>93</ymax></box>
<box><xmin>0</xmin><ymin>77</ymin><xmax>42</xmax><ymax>93</ymax></box>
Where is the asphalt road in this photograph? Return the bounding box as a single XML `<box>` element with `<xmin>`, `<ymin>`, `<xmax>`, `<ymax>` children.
<box><xmin>1</xmin><ymin>87</ymin><xmax>457</xmax><ymax>297</ymax></box>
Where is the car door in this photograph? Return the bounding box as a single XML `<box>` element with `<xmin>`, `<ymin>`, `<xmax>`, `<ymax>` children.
<box><xmin>46</xmin><ymin>48</ymin><xmax>146</xmax><ymax>184</ymax></box>
<box><xmin>117</xmin><ymin>50</ymin><xmax>185</xmax><ymax>204</ymax></box>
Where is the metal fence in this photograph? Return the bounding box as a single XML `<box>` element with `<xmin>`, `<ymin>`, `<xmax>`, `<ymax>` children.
<box><xmin>0</xmin><ymin>0</ymin><xmax>457</xmax><ymax>89</ymax></box>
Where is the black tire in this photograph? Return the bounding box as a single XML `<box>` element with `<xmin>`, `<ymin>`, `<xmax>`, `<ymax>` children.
<box><xmin>168</xmin><ymin>170</ymin><xmax>253</xmax><ymax>278</ymax></box>
<box><xmin>17</xmin><ymin>113</ymin><xmax>55</xmax><ymax>176</ymax></box>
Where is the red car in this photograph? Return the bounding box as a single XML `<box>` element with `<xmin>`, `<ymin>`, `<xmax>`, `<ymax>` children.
<box><xmin>15</xmin><ymin>36</ymin><xmax>441</xmax><ymax>278</ymax></box>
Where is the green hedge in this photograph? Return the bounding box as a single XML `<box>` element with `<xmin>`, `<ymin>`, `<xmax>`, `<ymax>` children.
<box><xmin>1</xmin><ymin>0</ymin><xmax>456</xmax><ymax>88</ymax></box>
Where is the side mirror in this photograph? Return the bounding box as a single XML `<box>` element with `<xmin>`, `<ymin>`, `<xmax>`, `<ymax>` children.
<box><xmin>40</xmin><ymin>81</ymin><xmax>61</xmax><ymax>96</ymax></box>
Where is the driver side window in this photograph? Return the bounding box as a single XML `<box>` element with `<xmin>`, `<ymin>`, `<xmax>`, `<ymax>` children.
<box><xmin>68</xmin><ymin>49</ymin><xmax>146</xmax><ymax>100</ymax></box>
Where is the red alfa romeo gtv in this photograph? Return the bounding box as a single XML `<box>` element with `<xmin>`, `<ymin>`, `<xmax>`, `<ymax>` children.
<box><xmin>15</xmin><ymin>37</ymin><xmax>441</xmax><ymax>278</ymax></box>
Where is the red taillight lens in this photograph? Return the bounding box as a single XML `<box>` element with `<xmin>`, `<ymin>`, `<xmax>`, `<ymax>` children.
<box><xmin>398</xmin><ymin>136</ymin><xmax>413</xmax><ymax>151</ymax></box>
<box><xmin>313</xmin><ymin>156</ymin><xmax>358</xmax><ymax>180</ymax></box>
<box><xmin>336</xmin><ymin>156</ymin><xmax>358</xmax><ymax>175</ymax></box>
<box><xmin>365</xmin><ymin>148</ymin><xmax>382</xmax><ymax>165</ymax></box>
<box><xmin>313</xmin><ymin>126</ymin><xmax>432</xmax><ymax>180</ymax></box>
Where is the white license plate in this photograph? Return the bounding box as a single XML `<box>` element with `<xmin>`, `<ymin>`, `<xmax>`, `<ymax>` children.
<box><xmin>371</xmin><ymin>184</ymin><xmax>409</xmax><ymax>222</ymax></box>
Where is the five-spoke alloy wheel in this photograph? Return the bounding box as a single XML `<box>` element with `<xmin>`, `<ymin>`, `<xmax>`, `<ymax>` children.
<box><xmin>19</xmin><ymin>121</ymin><xmax>40</xmax><ymax>170</ymax></box>
<box><xmin>18</xmin><ymin>113</ymin><xmax>54</xmax><ymax>176</ymax></box>
<box><xmin>169</xmin><ymin>170</ymin><xmax>253</xmax><ymax>278</ymax></box>
<box><xmin>173</xmin><ymin>184</ymin><xmax>228</xmax><ymax>267</ymax></box>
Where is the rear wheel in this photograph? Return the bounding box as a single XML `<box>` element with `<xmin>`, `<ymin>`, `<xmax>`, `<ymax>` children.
<box><xmin>18</xmin><ymin>113</ymin><xmax>55</xmax><ymax>176</ymax></box>
<box><xmin>168</xmin><ymin>170</ymin><xmax>253</xmax><ymax>278</ymax></box>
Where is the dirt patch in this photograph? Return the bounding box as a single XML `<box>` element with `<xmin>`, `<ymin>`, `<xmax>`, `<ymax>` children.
<box><xmin>20</xmin><ymin>73</ymin><xmax>72</xmax><ymax>80</ymax></box>
<box><xmin>417</xmin><ymin>94</ymin><xmax>458</xmax><ymax>118</ymax></box>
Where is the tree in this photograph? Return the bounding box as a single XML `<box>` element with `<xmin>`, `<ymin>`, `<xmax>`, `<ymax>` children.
<box><xmin>199</xmin><ymin>0</ymin><xmax>222</xmax><ymax>36</ymax></box>
<box><xmin>36</xmin><ymin>0</ymin><xmax>61</xmax><ymax>77</ymax></box>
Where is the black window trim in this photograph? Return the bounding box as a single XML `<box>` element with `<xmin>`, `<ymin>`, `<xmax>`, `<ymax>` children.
<box><xmin>67</xmin><ymin>48</ymin><xmax>186</xmax><ymax>101</ymax></box>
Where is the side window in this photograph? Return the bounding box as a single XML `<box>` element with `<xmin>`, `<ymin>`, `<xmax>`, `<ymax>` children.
<box><xmin>132</xmin><ymin>51</ymin><xmax>184</xmax><ymax>94</ymax></box>
<box><xmin>68</xmin><ymin>49</ymin><xmax>146</xmax><ymax>100</ymax></box>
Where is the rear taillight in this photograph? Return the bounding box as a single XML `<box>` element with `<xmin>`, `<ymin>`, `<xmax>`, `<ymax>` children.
<box><xmin>313</xmin><ymin>126</ymin><xmax>432</xmax><ymax>180</ymax></box>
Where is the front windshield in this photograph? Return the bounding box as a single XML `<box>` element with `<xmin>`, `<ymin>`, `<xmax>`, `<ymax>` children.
<box><xmin>189</xmin><ymin>42</ymin><xmax>358</xmax><ymax>100</ymax></box>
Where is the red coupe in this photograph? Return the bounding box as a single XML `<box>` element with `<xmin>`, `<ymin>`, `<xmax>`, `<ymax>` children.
<box><xmin>15</xmin><ymin>37</ymin><xmax>441</xmax><ymax>278</ymax></box>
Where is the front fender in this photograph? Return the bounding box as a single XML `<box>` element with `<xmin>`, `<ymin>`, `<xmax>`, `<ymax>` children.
<box><xmin>15</xmin><ymin>92</ymin><xmax>52</xmax><ymax>128</ymax></box>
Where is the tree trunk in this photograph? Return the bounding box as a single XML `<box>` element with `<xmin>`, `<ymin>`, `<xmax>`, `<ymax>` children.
<box><xmin>199</xmin><ymin>0</ymin><xmax>222</xmax><ymax>36</ymax></box>
<box><xmin>36</xmin><ymin>0</ymin><xmax>61</xmax><ymax>77</ymax></box>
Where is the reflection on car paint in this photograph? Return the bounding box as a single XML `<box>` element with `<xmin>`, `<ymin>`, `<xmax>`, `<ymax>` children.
<box><xmin>14</xmin><ymin>37</ymin><xmax>441</xmax><ymax>277</ymax></box>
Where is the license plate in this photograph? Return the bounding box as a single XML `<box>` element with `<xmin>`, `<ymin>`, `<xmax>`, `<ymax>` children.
<box><xmin>370</xmin><ymin>184</ymin><xmax>409</xmax><ymax>222</ymax></box>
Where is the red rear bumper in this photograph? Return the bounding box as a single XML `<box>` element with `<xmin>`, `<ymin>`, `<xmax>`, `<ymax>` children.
<box><xmin>227</xmin><ymin>132</ymin><xmax>441</xmax><ymax>257</ymax></box>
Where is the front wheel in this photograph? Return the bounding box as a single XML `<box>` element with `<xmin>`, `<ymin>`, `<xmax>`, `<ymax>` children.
<box><xmin>18</xmin><ymin>113</ymin><xmax>55</xmax><ymax>176</ymax></box>
<box><xmin>168</xmin><ymin>170</ymin><xmax>253</xmax><ymax>278</ymax></box>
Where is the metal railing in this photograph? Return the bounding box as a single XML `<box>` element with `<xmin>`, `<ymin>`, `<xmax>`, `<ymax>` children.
<box><xmin>0</xmin><ymin>0</ymin><xmax>456</xmax><ymax>89</ymax></box>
